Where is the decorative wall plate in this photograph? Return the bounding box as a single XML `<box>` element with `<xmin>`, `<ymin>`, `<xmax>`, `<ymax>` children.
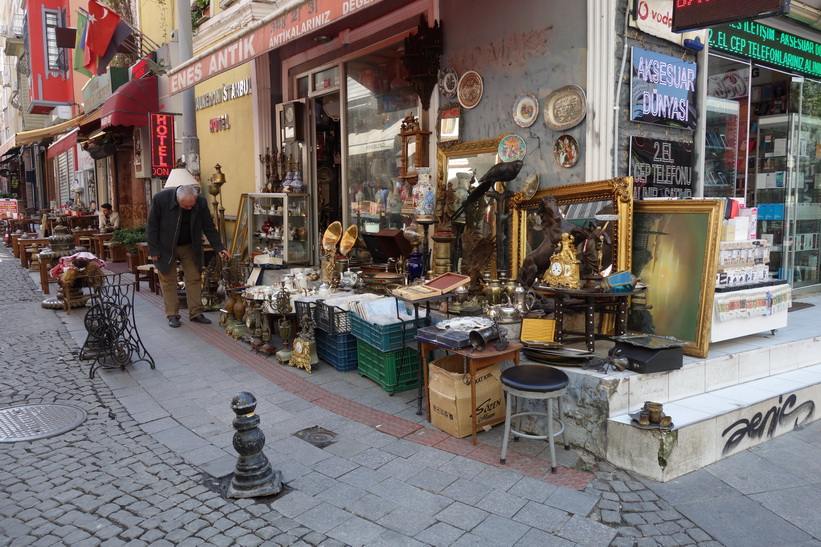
<box><xmin>544</xmin><ymin>85</ymin><xmax>587</xmax><ymax>131</ymax></box>
<box><xmin>439</xmin><ymin>67</ymin><xmax>458</xmax><ymax>98</ymax></box>
<box><xmin>498</xmin><ymin>134</ymin><xmax>526</xmax><ymax>162</ymax></box>
<box><xmin>554</xmin><ymin>134</ymin><xmax>579</xmax><ymax>168</ymax></box>
<box><xmin>457</xmin><ymin>71</ymin><xmax>483</xmax><ymax>109</ymax></box>
<box><xmin>512</xmin><ymin>93</ymin><xmax>539</xmax><ymax>128</ymax></box>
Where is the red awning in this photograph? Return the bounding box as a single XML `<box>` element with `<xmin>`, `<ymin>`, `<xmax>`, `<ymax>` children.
<box><xmin>47</xmin><ymin>129</ymin><xmax>78</xmax><ymax>159</ymax></box>
<box><xmin>101</xmin><ymin>76</ymin><xmax>158</xmax><ymax>129</ymax></box>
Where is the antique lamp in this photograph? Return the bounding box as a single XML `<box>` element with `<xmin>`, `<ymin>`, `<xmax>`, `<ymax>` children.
<box><xmin>208</xmin><ymin>164</ymin><xmax>228</xmax><ymax>240</ymax></box>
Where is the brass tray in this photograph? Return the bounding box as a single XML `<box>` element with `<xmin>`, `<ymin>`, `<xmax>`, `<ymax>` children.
<box><xmin>544</xmin><ymin>84</ymin><xmax>587</xmax><ymax>131</ymax></box>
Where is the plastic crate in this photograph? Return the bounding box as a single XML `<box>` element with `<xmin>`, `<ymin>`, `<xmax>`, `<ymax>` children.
<box><xmin>356</xmin><ymin>339</ymin><xmax>419</xmax><ymax>394</ymax></box>
<box><xmin>349</xmin><ymin>312</ymin><xmax>426</xmax><ymax>352</ymax></box>
<box><xmin>315</xmin><ymin>330</ymin><xmax>358</xmax><ymax>372</ymax></box>
<box><xmin>294</xmin><ymin>300</ymin><xmax>317</xmax><ymax>325</ymax></box>
<box><xmin>316</xmin><ymin>300</ymin><xmax>352</xmax><ymax>334</ymax></box>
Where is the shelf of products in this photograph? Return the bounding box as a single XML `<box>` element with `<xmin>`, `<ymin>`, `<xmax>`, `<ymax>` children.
<box><xmin>754</xmin><ymin>114</ymin><xmax>821</xmax><ymax>287</ymax></box>
<box><xmin>246</xmin><ymin>193</ymin><xmax>312</xmax><ymax>268</ymax></box>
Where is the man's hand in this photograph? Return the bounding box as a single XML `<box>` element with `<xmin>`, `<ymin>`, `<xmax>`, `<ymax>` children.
<box><xmin>218</xmin><ymin>250</ymin><xmax>230</xmax><ymax>261</ymax></box>
<box><xmin>148</xmin><ymin>255</ymin><xmax>158</xmax><ymax>262</ymax></box>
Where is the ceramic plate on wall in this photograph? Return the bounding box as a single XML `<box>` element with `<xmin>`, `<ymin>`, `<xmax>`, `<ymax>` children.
<box><xmin>498</xmin><ymin>134</ymin><xmax>526</xmax><ymax>162</ymax></box>
<box><xmin>512</xmin><ymin>93</ymin><xmax>539</xmax><ymax>128</ymax></box>
<box><xmin>439</xmin><ymin>67</ymin><xmax>458</xmax><ymax>98</ymax></box>
<box><xmin>457</xmin><ymin>71</ymin><xmax>483</xmax><ymax>109</ymax></box>
<box><xmin>544</xmin><ymin>85</ymin><xmax>587</xmax><ymax>131</ymax></box>
<box><xmin>554</xmin><ymin>134</ymin><xmax>579</xmax><ymax>168</ymax></box>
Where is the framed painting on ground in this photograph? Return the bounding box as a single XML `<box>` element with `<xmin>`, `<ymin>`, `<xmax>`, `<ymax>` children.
<box><xmin>627</xmin><ymin>199</ymin><xmax>723</xmax><ymax>358</ymax></box>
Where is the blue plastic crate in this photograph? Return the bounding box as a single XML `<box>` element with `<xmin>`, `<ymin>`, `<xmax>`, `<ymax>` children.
<box><xmin>349</xmin><ymin>312</ymin><xmax>426</xmax><ymax>352</ymax></box>
<box><xmin>315</xmin><ymin>330</ymin><xmax>358</xmax><ymax>372</ymax></box>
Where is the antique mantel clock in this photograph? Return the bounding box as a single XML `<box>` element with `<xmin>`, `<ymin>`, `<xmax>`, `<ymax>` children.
<box><xmin>543</xmin><ymin>232</ymin><xmax>582</xmax><ymax>289</ymax></box>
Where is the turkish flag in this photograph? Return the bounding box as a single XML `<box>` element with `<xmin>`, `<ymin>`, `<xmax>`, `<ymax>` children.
<box><xmin>86</xmin><ymin>0</ymin><xmax>121</xmax><ymax>58</ymax></box>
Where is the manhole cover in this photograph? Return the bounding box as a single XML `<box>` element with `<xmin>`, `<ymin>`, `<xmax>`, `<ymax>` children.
<box><xmin>0</xmin><ymin>404</ymin><xmax>87</xmax><ymax>443</ymax></box>
<box><xmin>293</xmin><ymin>426</ymin><xmax>337</xmax><ymax>449</ymax></box>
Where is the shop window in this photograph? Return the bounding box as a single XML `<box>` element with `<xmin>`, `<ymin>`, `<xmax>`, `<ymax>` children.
<box><xmin>705</xmin><ymin>55</ymin><xmax>750</xmax><ymax>199</ymax></box>
<box><xmin>345</xmin><ymin>45</ymin><xmax>418</xmax><ymax>233</ymax></box>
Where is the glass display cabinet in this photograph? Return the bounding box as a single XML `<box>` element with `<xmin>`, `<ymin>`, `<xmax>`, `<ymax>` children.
<box><xmin>754</xmin><ymin>114</ymin><xmax>821</xmax><ymax>287</ymax></box>
<box><xmin>246</xmin><ymin>193</ymin><xmax>312</xmax><ymax>268</ymax></box>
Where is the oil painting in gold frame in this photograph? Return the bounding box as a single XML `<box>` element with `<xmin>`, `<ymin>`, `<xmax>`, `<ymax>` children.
<box><xmin>627</xmin><ymin>199</ymin><xmax>723</xmax><ymax>358</ymax></box>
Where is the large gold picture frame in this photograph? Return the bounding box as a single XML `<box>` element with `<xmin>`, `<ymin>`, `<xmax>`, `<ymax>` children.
<box><xmin>627</xmin><ymin>199</ymin><xmax>723</xmax><ymax>358</ymax></box>
<box><xmin>510</xmin><ymin>177</ymin><xmax>634</xmax><ymax>279</ymax></box>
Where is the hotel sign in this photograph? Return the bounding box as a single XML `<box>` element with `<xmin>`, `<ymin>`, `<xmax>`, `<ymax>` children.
<box><xmin>168</xmin><ymin>0</ymin><xmax>385</xmax><ymax>94</ymax></box>
<box><xmin>150</xmin><ymin>114</ymin><xmax>175</xmax><ymax>178</ymax></box>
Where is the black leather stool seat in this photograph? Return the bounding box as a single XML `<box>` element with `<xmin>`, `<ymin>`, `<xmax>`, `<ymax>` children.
<box><xmin>501</xmin><ymin>365</ymin><xmax>569</xmax><ymax>392</ymax></box>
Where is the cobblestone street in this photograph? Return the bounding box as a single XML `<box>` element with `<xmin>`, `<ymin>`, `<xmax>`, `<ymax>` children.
<box><xmin>1</xmin><ymin>247</ymin><xmax>820</xmax><ymax>546</ymax></box>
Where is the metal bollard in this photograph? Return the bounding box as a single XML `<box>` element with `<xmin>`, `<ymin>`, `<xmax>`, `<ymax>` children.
<box><xmin>226</xmin><ymin>392</ymin><xmax>282</xmax><ymax>498</ymax></box>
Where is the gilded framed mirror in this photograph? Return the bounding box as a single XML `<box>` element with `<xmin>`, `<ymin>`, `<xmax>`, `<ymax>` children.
<box><xmin>510</xmin><ymin>177</ymin><xmax>634</xmax><ymax>280</ymax></box>
<box><xmin>436</xmin><ymin>136</ymin><xmax>506</xmax><ymax>276</ymax></box>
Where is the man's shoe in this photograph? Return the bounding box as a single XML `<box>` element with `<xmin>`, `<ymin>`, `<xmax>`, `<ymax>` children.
<box><xmin>168</xmin><ymin>316</ymin><xmax>181</xmax><ymax>328</ymax></box>
<box><xmin>190</xmin><ymin>314</ymin><xmax>212</xmax><ymax>325</ymax></box>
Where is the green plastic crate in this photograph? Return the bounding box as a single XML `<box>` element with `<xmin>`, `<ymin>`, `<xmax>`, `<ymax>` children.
<box><xmin>356</xmin><ymin>339</ymin><xmax>419</xmax><ymax>394</ymax></box>
<box><xmin>350</xmin><ymin>312</ymin><xmax>426</xmax><ymax>352</ymax></box>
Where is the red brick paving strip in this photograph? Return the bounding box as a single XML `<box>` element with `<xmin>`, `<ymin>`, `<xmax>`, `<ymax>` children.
<box><xmin>134</xmin><ymin>282</ymin><xmax>593</xmax><ymax>490</ymax></box>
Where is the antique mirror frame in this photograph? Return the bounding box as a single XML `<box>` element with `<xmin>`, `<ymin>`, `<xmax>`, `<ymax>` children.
<box><xmin>437</xmin><ymin>136</ymin><xmax>507</xmax><ymax>275</ymax></box>
<box><xmin>436</xmin><ymin>135</ymin><xmax>509</xmax><ymax>208</ymax></box>
<box><xmin>509</xmin><ymin>176</ymin><xmax>634</xmax><ymax>279</ymax></box>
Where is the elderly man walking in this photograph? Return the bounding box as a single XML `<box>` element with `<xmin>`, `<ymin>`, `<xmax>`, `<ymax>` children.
<box><xmin>147</xmin><ymin>185</ymin><xmax>230</xmax><ymax>328</ymax></box>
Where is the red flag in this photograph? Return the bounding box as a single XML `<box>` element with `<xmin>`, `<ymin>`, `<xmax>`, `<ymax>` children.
<box><xmin>86</xmin><ymin>0</ymin><xmax>121</xmax><ymax>58</ymax></box>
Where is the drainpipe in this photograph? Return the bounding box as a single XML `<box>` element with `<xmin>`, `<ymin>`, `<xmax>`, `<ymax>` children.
<box><xmin>175</xmin><ymin>0</ymin><xmax>200</xmax><ymax>177</ymax></box>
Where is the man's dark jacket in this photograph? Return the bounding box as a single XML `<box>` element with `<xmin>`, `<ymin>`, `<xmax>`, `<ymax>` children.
<box><xmin>146</xmin><ymin>188</ymin><xmax>225</xmax><ymax>274</ymax></box>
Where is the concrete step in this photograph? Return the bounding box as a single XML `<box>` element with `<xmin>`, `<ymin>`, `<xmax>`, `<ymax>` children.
<box><xmin>606</xmin><ymin>334</ymin><xmax>821</xmax><ymax>420</ymax></box>
<box><xmin>605</xmin><ymin>363</ymin><xmax>821</xmax><ymax>481</ymax></box>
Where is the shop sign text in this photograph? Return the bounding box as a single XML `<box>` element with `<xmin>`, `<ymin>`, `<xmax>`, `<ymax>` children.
<box><xmin>209</xmin><ymin>115</ymin><xmax>231</xmax><ymax>133</ymax></box>
<box><xmin>672</xmin><ymin>0</ymin><xmax>789</xmax><ymax>33</ymax></box>
<box><xmin>150</xmin><ymin>114</ymin><xmax>175</xmax><ymax>178</ymax></box>
<box><xmin>629</xmin><ymin>137</ymin><xmax>693</xmax><ymax>199</ymax></box>
<box><xmin>168</xmin><ymin>0</ymin><xmax>385</xmax><ymax>95</ymax></box>
<box><xmin>631</xmin><ymin>47</ymin><xmax>697</xmax><ymax>129</ymax></box>
<box><xmin>196</xmin><ymin>79</ymin><xmax>252</xmax><ymax>110</ymax></box>
<box><xmin>710</xmin><ymin>22</ymin><xmax>821</xmax><ymax>79</ymax></box>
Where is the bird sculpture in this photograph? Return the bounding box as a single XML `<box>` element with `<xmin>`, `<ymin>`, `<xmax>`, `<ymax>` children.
<box><xmin>451</xmin><ymin>160</ymin><xmax>523</xmax><ymax>221</ymax></box>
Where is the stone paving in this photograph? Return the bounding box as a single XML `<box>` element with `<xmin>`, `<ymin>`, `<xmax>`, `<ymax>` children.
<box><xmin>1</xmin><ymin>247</ymin><xmax>819</xmax><ymax>546</ymax></box>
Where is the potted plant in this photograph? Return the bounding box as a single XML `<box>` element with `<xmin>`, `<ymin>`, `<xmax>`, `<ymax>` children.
<box><xmin>191</xmin><ymin>0</ymin><xmax>211</xmax><ymax>27</ymax></box>
<box><xmin>112</xmin><ymin>226</ymin><xmax>147</xmax><ymax>270</ymax></box>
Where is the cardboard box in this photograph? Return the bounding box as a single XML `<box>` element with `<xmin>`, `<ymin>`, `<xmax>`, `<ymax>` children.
<box><xmin>428</xmin><ymin>355</ymin><xmax>506</xmax><ymax>438</ymax></box>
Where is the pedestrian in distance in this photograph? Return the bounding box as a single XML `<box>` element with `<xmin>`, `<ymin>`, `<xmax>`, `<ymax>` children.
<box><xmin>146</xmin><ymin>184</ymin><xmax>230</xmax><ymax>328</ymax></box>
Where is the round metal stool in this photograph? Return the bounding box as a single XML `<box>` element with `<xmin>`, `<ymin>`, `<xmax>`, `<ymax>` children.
<box><xmin>499</xmin><ymin>365</ymin><xmax>569</xmax><ymax>473</ymax></box>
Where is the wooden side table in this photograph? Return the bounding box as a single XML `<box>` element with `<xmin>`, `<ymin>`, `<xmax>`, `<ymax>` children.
<box><xmin>90</xmin><ymin>232</ymin><xmax>114</xmax><ymax>259</ymax></box>
<box><xmin>419</xmin><ymin>340</ymin><xmax>522</xmax><ymax>445</ymax></box>
<box><xmin>537</xmin><ymin>286</ymin><xmax>645</xmax><ymax>352</ymax></box>
<box><xmin>18</xmin><ymin>237</ymin><xmax>50</xmax><ymax>268</ymax></box>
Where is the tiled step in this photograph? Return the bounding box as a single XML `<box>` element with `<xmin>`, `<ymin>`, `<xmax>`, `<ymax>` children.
<box><xmin>605</xmin><ymin>363</ymin><xmax>821</xmax><ymax>482</ymax></box>
<box><xmin>605</xmin><ymin>334</ymin><xmax>821</xmax><ymax>419</ymax></box>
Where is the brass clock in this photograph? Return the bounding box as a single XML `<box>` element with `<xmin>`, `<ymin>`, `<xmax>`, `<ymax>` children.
<box><xmin>290</xmin><ymin>336</ymin><xmax>313</xmax><ymax>373</ymax></box>
<box><xmin>543</xmin><ymin>233</ymin><xmax>582</xmax><ymax>289</ymax></box>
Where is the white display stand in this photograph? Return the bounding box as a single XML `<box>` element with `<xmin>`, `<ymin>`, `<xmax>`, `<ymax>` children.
<box><xmin>710</xmin><ymin>284</ymin><xmax>790</xmax><ymax>343</ymax></box>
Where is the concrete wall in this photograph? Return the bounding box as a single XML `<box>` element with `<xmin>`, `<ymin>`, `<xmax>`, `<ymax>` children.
<box><xmin>439</xmin><ymin>0</ymin><xmax>588</xmax><ymax>191</ymax></box>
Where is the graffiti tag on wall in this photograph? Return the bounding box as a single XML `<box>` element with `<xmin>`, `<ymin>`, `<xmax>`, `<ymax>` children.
<box><xmin>721</xmin><ymin>394</ymin><xmax>814</xmax><ymax>455</ymax></box>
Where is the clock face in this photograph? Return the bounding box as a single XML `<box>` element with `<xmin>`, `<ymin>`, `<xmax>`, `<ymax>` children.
<box><xmin>284</xmin><ymin>104</ymin><xmax>295</xmax><ymax>124</ymax></box>
<box><xmin>294</xmin><ymin>339</ymin><xmax>304</xmax><ymax>352</ymax></box>
<box><xmin>550</xmin><ymin>261</ymin><xmax>563</xmax><ymax>276</ymax></box>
